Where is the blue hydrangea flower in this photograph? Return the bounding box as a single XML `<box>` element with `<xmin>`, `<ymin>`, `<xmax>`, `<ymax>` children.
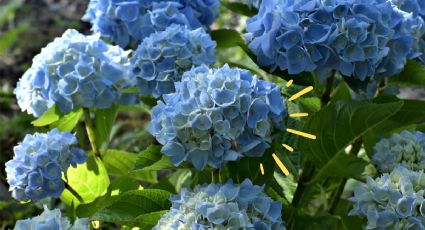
<box><xmin>373</xmin><ymin>131</ymin><xmax>425</xmax><ymax>173</ymax></box>
<box><xmin>391</xmin><ymin>0</ymin><xmax>425</xmax><ymax>64</ymax></box>
<box><xmin>5</xmin><ymin>129</ymin><xmax>87</xmax><ymax>201</ymax></box>
<box><xmin>349</xmin><ymin>166</ymin><xmax>425</xmax><ymax>229</ymax></box>
<box><xmin>83</xmin><ymin>0</ymin><xmax>220</xmax><ymax>48</ymax></box>
<box><xmin>131</xmin><ymin>24</ymin><xmax>216</xmax><ymax>98</ymax></box>
<box><xmin>154</xmin><ymin>179</ymin><xmax>286</xmax><ymax>229</ymax></box>
<box><xmin>14</xmin><ymin>29</ymin><xmax>134</xmax><ymax>117</ymax></box>
<box><xmin>14</xmin><ymin>206</ymin><xmax>89</xmax><ymax>230</ymax></box>
<box><xmin>148</xmin><ymin>65</ymin><xmax>287</xmax><ymax>170</ymax></box>
<box><xmin>245</xmin><ymin>0</ymin><xmax>425</xmax><ymax>80</ymax></box>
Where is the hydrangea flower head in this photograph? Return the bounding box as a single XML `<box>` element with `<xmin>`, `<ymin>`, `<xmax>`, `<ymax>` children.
<box><xmin>149</xmin><ymin>65</ymin><xmax>287</xmax><ymax>170</ymax></box>
<box><xmin>131</xmin><ymin>24</ymin><xmax>216</xmax><ymax>97</ymax></box>
<box><xmin>391</xmin><ymin>0</ymin><xmax>425</xmax><ymax>64</ymax></box>
<box><xmin>245</xmin><ymin>0</ymin><xmax>425</xmax><ymax>80</ymax></box>
<box><xmin>83</xmin><ymin>0</ymin><xmax>220</xmax><ymax>48</ymax></box>
<box><xmin>14</xmin><ymin>29</ymin><xmax>133</xmax><ymax>117</ymax></box>
<box><xmin>14</xmin><ymin>206</ymin><xmax>89</xmax><ymax>230</ymax></box>
<box><xmin>154</xmin><ymin>179</ymin><xmax>286</xmax><ymax>229</ymax></box>
<box><xmin>349</xmin><ymin>166</ymin><xmax>425</xmax><ymax>229</ymax></box>
<box><xmin>373</xmin><ymin>130</ymin><xmax>425</xmax><ymax>173</ymax></box>
<box><xmin>5</xmin><ymin>129</ymin><xmax>87</xmax><ymax>201</ymax></box>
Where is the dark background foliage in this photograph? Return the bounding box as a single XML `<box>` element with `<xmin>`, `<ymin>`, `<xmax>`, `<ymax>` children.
<box><xmin>0</xmin><ymin>1</ymin><xmax>156</xmax><ymax>228</ymax></box>
<box><xmin>1</xmin><ymin>1</ymin><xmax>424</xmax><ymax>229</ymax></box>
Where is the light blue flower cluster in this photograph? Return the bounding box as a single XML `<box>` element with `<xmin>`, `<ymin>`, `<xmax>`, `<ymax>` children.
<box><xmin>14</xmin><ymin>206</ymin><xmax>89</xmax><ymax>230</ymax></box>
<box><xmin>14</xmin><ymin>29</ymin><xmax>133</xmax><ymax>117</ymax></box>
<box><xmin>373</xmin><ymin>131</ymin><xmax>425</xmax><ymax>173</ymax></box>
<box><xmin>131</xmin><ymin>24</ymin><xmax>216</xmax><ymax>98</ymax></box>
<box><xmin>245</xmin><ymin>0</ymin><xmax>425</xmax><ymax>80</ymax></box>
<box><xmin>154</xmin><ymin>179</ymin><xmax>286</xmax><ymax>229</ymax></box>
<box><xmin>391</xmin><ymin>0</ymin><xmax>425</xmax><ymax>64</ymax></box>
<box><xmin>83</xmin><ymin>0</ymin><xmax>220</xmax><ymax>48</ymax></box>
<box><xmin>5</xmin><ymin>129</ymin><xmax>87</xmax><ymax>201</ymax></box>
<box><xmin>349</xmin><ymin>166</ymin><xmax>425</xmax><ymax>229</ymax></box>
<box><xmin>149</xmin><ymin>65</ymin><xmax>287</xmax><ymax>170</ymax></box>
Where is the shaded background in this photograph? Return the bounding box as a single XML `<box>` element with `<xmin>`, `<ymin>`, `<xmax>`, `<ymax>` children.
<box><xmin>0</xmin><ymin>0</ymin><xmax>90</xmax><ymax>228</ymax></box>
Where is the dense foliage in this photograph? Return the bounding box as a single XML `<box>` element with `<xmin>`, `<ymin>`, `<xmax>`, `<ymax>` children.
<box><xmin>2</xmin><ymin>0</ymin><xmax>425</xmax><ymax>229</ymax></box>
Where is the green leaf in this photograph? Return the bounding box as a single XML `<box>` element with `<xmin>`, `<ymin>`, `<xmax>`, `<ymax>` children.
<box><xmin>211</xmin><ymin>29</ymin><xmax>245</xmax><ymax>49</ymax></box>
<box><xmin>102</xmin><ymin>149</ymin><xmax>157</xmax><ymax>183</ymax></box>
<box><xmin>390</xmin><ymin>60</ymin><xmax>425</xmax><ymax>86</ymax></box>
<box><xmin>76</xmin><ymin>177</ymin><xmax>140</xmax><ymax>218</ymax></box>
<box><xmin>134</xmin><ymin>210</ymin><xmax>168</xmax><ymax>228</ymax></box>
<box><xmin>92</xmin><ymin>189</ymin><xmax>171</xmax><ymax>224</ymax></box>
<box><xmin>133</xmin><ymin>145</ymin><xmax>174</xmax><ymax>172</ymax></box>
<box><xmin>298</xmin><ymin>97</ymin><xmax>321</xmax><ymax>114</ymax></box>
<box><xmin>50</xmin><ymin>108</ymin><xmax>83</xmax><ymax>132</ymax></box>
<box><xmin>331</xmin><ymin>81</ymin><xmax>352</xmax><ymax>102</ymax></box>
<box><xmin>221</xmin><ymin>2</ymin><xmax>258</xmax><ymax>17</ymax></box>
<box><xmin>274</xmin><ymin>172</ymin><xmax>298</xmax><ymax>203</ymax></box>
<box><xmin>151</xmin><ymin>169</ymin><xmax>192</xmax><ymax>193</ymax></box>
<box><xmin>363</xmin><ymin>99</ymin><xmax>425</xmax><ymax>157</ymax></box>
<box><xmin>227</xmin><ymin>147</ymin><xmax>275</xmax><ymax>185</ymax></box>
<box><xmin>102</xmin><ymin>149</ymin><xmax>138</xmax><ymax>176</ymax></box>
<box><xmin>31</xmin><ymin>105</ymin><xmax>61</xmax><ymax>127</ymax></box>
<box><xmin>299</xmin><ymin>100</ymin><xmax>403</xmax><ymax>183</ymax></box>
<box><xmin>61</xmin><ymin>156</ymin><xmax>110</xmax><ymax>206</ymax></box>
<box><xmin>290</xmin><ymin>213</ymin><xmax>343</xmax><ymax>230</ymax></box>
<box><xmin>94</xmin><ymin>106</ymin><xmax>118</xmax><ymax>148</ymax></box>
<box><xmin>0</xmin><ymin>0</ymin><xmax>23</xmax><ymax>27</ymax></box>
<box><xmin>0</xmin><ymin>22</ymin><xmax>28</xmax><ymax>55</ymax></box>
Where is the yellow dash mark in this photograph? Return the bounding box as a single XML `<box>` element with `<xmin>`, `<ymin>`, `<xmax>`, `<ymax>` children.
<box><xmin>288</xmin><ymin>86</ymin><xmax>314</xmax><ymax>101</ymax></box>
<box><xmin>286</xmin><ymin>128</ymin><xmax>317</xmax><ymax>140</ymax></box>
<box><xmin>272</xmin><ymin>153</ymin><xmax>289</xmax><ymax>176</ymax></box>
<box><xmin>289</xmin><ymin>113</ymin><xmax>309</xmax><ymax>118</ymax></box>
<box><xmin>282</xmin><ymin>144</ymin><xmax>294</xmax><ymax>152</ymax></box>
<box><xmin>286</xmin><ymin>79</ymin><xmax>294</xmax><ymax>87</ymax></box>
<box><xmin>260</xmin><ymin>163</ymin><xmax>265</xmax><ymax>175</ymax></box>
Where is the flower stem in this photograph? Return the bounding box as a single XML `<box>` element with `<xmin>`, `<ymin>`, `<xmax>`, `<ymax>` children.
<box><xmin>83</xmin><ymin>108</ymin><xmax>100</xmax><ymax>158</ymax></box>
<box><xmin>64</xmin><ymin>181</ymin><xmax>84</xmax><ymax>204</ymax></box>
<box><xmin>321</xmin><ymin>71</ymin><xmax>335</xmax><ymax>107</ymax></box>
<box><xmin>328</xmin><ymin>139</ymin><xmax>362</xmax><ymax>213</ymax></box>
<box><xmin>291</xmin><ymin>160</ymin><xmax>315</xmax><ymax>207</ymax></box>
<box><xmin>289</xmin><ymin>72</ymin><xmax>336</xmax><ymax>226</ymax></box>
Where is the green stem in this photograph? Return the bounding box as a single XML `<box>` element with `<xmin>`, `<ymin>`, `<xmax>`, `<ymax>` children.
<box><xmin>83</xmin><ymin>108</ymin><xmax>100</xmax><ymax>157</ymax></box>
<box><xmin>292</xmin><ymin>72</ymin><xmax>336</xmax><ymax>206</ymax></box>
<box><xmin>289</xmin><ymin>72</ymin><xmax>336</xmax><ymax>226</ymax></box>
<box><xmin>321</xmin><ymin>71</ymin><xmax>335</xmax><ymax>107</ymax></box>
<box><xmin>328</xmin><ymin>139</ymin><xmax>362</xmax><ymax>213</ymax></box>
<box><xmin>64</xmin><ymin>181</ymin><xmax>84</xmax><ymax>203</ymax></box>
<box><xmin>291</xmin><ymin>161</ymin><xmax>315</xmax><ymax>207</ymax></box>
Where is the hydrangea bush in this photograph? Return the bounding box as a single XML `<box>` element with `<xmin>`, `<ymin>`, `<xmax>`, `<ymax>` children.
<box><xmin>154</xmin><ymin>179</ymin><xmax>285</xmax><ymax>229</ymax></box>
<box><xmin>131</xmin><ymin>24</ymin><xmax>216</xmax><ymax>97</ymax></box>
<box><xmin>83</xmin><ymin>0</ymin><xmax>220</xmax><ymax>48</ymax></box>
<box><xmin>6</xmin><ymin>0</ymin><xmax>425</xmax><ymax>229</ymax></box>
<box><xmin>373</xmin><ymin>130</ymin><xmax>425</xmax><ymax>173</ymax></box>
<box><xmin>149</xmin><ymin>65</ymin><xmax>287</xmax><ymax>169</ymax></box>
<box><xmin>14</xmin><ymin>29</ymin><xmax>133</xmax><ymax>117</ymax></box>
<box><xmin>245</xmin><ymin>0</ymin><xmax>425</xmax><ymax>80</ymax></box>
<box><xmin>349</xmin><ymin>166</ymin><xmax>425</xmax><ymax>229</ymax></box>
<box><xmin>5</xmin><ymin>129</ymin><xmax>87</xmax><ymax>201</ymax></box>
<box><xmin>14</xmin><ymin>206</ymin><xmax>89</xmax><ymax>230</ymax></box>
